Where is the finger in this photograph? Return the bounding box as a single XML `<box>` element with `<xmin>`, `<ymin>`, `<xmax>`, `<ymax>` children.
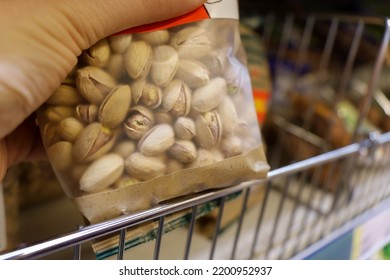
<box><xmin>3</xmin><ymin>115</ymin><xmax>45</xmax><ymax>168</ymax></box>
<box><xmin>0</xmin><ymin>0</ymin><xmax>206</xmax><ymax>140</ymax></box>
<box><xmin>62</xmin><ymin>0</ymin><xmax>208</xmax><ymax>50</ymax></box>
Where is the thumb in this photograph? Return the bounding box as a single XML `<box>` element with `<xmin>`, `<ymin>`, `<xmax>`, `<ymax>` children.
<box><xmin>62</xmin><ymin>0</ymin><xmax>208</xmax><ymax>50</ymax></box>
<box><xmin>0</xmin><ymin>0</ymin><xmax>206</xmax><ymax>139</ymax></box>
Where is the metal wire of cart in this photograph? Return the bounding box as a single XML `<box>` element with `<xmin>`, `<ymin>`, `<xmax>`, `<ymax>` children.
<box><xmin>1</xmin><ymin>14</ymin><xmax>390</xmax><ymax>260</ymax></box>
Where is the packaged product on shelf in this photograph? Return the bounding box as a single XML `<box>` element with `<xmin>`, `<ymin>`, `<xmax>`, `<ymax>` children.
<box><xmin>36</xmin><ymin>0</ymin><xmax>269</xmax><ymax>226</ymax></box>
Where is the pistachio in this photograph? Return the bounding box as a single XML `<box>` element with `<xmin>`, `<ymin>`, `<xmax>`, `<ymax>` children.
<box><xmin>187</xmin><ymin>148</ymin><xmax>216</xmax><ymax>168</ymax></box>
<box><xmin>113</xmin><ymin>141</ymin><xmax>136</xmax><ymax>158</ymax></box>
<box><xmin>217</xmin><ymin>96</ymin><xmax>238</xmax><ymax>136</ymax></box>
<box><xmin>162</xmin><ymin>79</ymin><xmax>191</xmax><ymax>117</ymax></box>
<box><xmin>174</xmin><ymin>117</ymin><xmax>196</xmax><ymax>140</ymax></box>
<box><xmin>113</xmin><ymin>176</ymin><xmax>140</xmax><ymax>189</ymax></box>
<box><xmin>56</xmin><ymin>117</ymin><xmax>84</xmax><ymax>142</ymax></box>
<box><xmin>131</xmin><ymin>79</ymin><xmax>146</xmax><ymax>105</ymax></box>
<box><xmin>73</xmin><ymin>122</ymin><xmax>116</xmax><ymax>162</ymax></box>
<box><xmin>195</xmin><ymin>111</ymin><xmax>222</xmax><ymax>149</ymax></box>
<box><xmin>47</xmin><ymin>141</ymin><xmax>73</xmax><ymax>171</ymax></box>
<box><xmin>175</xmin><ymin>59</ymin><xmax>210</xmax><ymax>88</ymax></box>
<box><xmin>199</xmin><ymin>50</ymin><xmax>225</xmax><ymax>77</ymax></box>
<box><xmin>108</xmin><ymin>34</ymin><xmax>132</xmax><ymax>54</ymax></box>
<box><xmin>138</xmin><ymin>124</ymin><xmax>175</xmax><ymax>156</ymax></box>
<box><xmin>168</xmin><ymin>140</ymin><xmax>197</xmax><ymax>163</ymax></box>
<box><xmin>98</xmin><ymin>85</ymin><xmax>132</xmax><ymax>128</ymax></box>
<box><xmin>46</xmin><ymin>85</ymin><xmax>84</xmax><ymax>106</ymax></box>
<box><xmin>76</xmin><ymin>104</ymin><xmax>98</xmax><ymax>123</ymax></box>
<box><xmin>43</xmin><ymin>106</ymin><xmax>74</xmax><ymax>123</ymax></box>
<box><xmin>125</xmin><ymin>40</ymin><xmax>152</xmax><ymax>80</ymax></box>
<box><xmin>105</xmin><ymin>54</ymin><xmax>126</xmax><ymax>80</ymax></box>
<box><xmin>151</xmin><ymin>45</ymin><xmax>178</xmax><ymax>87</ymax></box>
<box><xmin>138</xmin><ymin>30</ymin><xmax>170</xmax><ymax>45</ymax></box>
<box><xmin>80</xmin><ymin>153</ymin><xmax>124</xmax><ymax>193</ymax></box>
<box><xmin>82</xmin><ymin>39</ymin><xmax>111</xmax><ymax>68</ymax></box>
<box><xmin>76</xmin><ymin>66</ymin><xmax>116</xmax><ymax>104</ymax></box>
<box><xmin>170</xmin><ymin>26</ymin><xmax>211</xmax><ymax>58</ymax></box>
<box><xmin>125</xmin><ymin>152</ymin><xmax>166</xmax><ymax>181</ymax></box>
<box><xmin>220</xmin><ymin>136</ymin><xmax>242</xmax><ymax>158</ymax></box>
<box><xmin>224</xmin><ymin>61</ymin><xmax>245</xmax><ymax>95</ymax></box>
<box><xmin>140</xmin><ymin>83</ymin><xmax>162</xmax><ymax>109</ymax></box>
<box><xmin>124</xmin><ymin>105</ymin><xmax>155</xmax><ymax>140</ymax></box>
<box><xmin>192</xmin><ymin>77</ymin><xmax>227</xmax><ymax>113</ymax></box>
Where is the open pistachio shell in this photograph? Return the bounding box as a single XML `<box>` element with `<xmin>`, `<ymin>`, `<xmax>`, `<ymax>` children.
<box><xmin>151</xmin><ymin>45</ymin><xmax>178</xmax><ymax>87</ymax></box>
<box><xmin>98</xmin><ymin>85</ymin><xmax>132</xmax><ymax>128</ymax></box>
<box><xmin>76</xmin><ymin>66</ymin><xmax>116</xmax><ymax>104</ymax></box>
<box><xmin>73</xmin><ymin>122</ymin><xmax>115</xmax><ymax>162</ymax></box>
<box><xmin>125</xmin><ymin>41</ymin><xmax>152</xmax><ymax>80</ymax></box>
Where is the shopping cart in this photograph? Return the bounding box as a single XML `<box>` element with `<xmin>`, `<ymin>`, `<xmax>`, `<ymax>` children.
<box><xmin>1</xmin><ymin>14</ymin><xmax>390</xmax><ymax>260</ymax></box>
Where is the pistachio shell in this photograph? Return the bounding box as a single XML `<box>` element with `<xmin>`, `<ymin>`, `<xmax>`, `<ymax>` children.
<box><xmin>131</xmin><ymin>79</ymin><xmax>146</xmax><ymax>105</ymax></box>
<box><xmin>168</xmin><ymin>140</ymin><xmax>197</xmax><ymax>163</ymax></box>
<box><xmin>174</xmin><ymin>117</ymin><xmax>196</xmax><ymax>140</ymax></box>
<box><xmin>105</xmin><ymin>54</ymin><xmax>126</xmax><ymax>80</ymax></box>
<box><xmin>176</xmin><ymin>59</ymin><xmax>210</xmax><ymax>88</ymax></box>
<box><xmin>82</xmin><ymin>39</ymin><xmax>111</xmax><ymax>67</ymax></box>
<box><xmin>224</xmin><ymin>61</ymin><xmax>245</xmax><ymax>95</ymax></box>
<box><xmin>47</xmin><ymin>141</ymin><xmax>73</xmax><ymax>171</ymax></box>
<box><xmin>113</xmin><ymin>176</ymin><xmax>140</xmax><ymax>189</ymax></box>
<box><xmin>43</xmin><ymin>106</ymin><xmax>74</xmax><ymax>123</ymax></box>
<box><xmin>76</xmin><ymin>66</ymin><xmax>116</xmax><ymax>104</ymax></box>
<box><xmin>138</xmin><ymin>124</ymin><xmax>175</xmax><ymax>156</ymax></box>
<box><xmin>138</xmin><ymin>30</ymin><xmax>170</xmax><ymax>45</ymax></box>
<box><xmin>56</xmin><ymin>117</ymin><xmax>84</xmax><ymax>142</ymax></box>
<box><xmin>125</xmin><ymin>152</ymin><xmax>166</xmax><ymax>181</ymax></box>
<box><xmin>76</xmin><ymin>104</ymin><xmax>98</xmax><ymax>123</ymax></box>
<box><xmin>192</xmin><ymin>77</ymin><xmax>227</xmax><ymax>112</ymax></box>
<box><xmin>162</xmin><ymin>79</ymin><xmax>191</xmax><ymax>117</ymax></box>
<box><xmin>46</xmin><ymin>85</ymin><xmax>84</xmax><ymax>106</ymax></box>
<box><xmin>124</xmin><ymin>105</ymin><xmax>155</xmax><ymax>140</ymax></box>
<box><xmin>217</xmin><ymin>96</ymin><xmax>238</xmax><ymax>136</ymax></box>
<box><xmin>170</xmin><ymin>26</ymin><xmax>211</xmax><ymax>58</ymax></box>
<box><xmin>220</xmin><ymin>136</ymin><xmax>243</xmax><ymax>158</ymax></box>
<box><xmin>73</xmin><ymin>122</ymin><xmax>115</xmax><ymax>162</ymax></box>
<box><xmin>188</xmin><ymin>148</ymin><xmax>216</xmax><ymax>168</ymax></box>
<box><xmin>195</xmin><ymin>111</ymin><xmax>222</xmax><ymax>149</ymax></box>
<box><xmin>140</xmin><ymin>83</ymin><xmax>162</xmax><ymax>109</ymax></box>
<box><xmin>80</xmin><ymin>153</ymin><xmax>124</xmax><ymax>192</ymax></box>
<box><xmin>108</xmin><ymin>34</ymin><xmax>132</xmax><ymax>54</ymax></box>
<box><xmin>151</xmin><ymin>45</ymin><xmax>178</xmax><ymax>87</ymax></box>
<box><xmin>98</xmin><ymin>85</ymin><xmax>132</xmax><ymax>128</ymax></box>
<box><xmin>125</xmin><ymin>41</ymin><xmax>152</xmax><ymax>80</ymax></box>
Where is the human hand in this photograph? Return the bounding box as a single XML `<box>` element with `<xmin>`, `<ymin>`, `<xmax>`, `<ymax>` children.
<box><xmin>0</xmin><ymin>0</ymin><xmax>206</xmax><ymax>181</ymax></box>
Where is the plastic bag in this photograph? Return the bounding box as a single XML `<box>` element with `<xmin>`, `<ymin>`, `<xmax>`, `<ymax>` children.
<box><xmin>36</xmin><ymin>0</ymin><xmax>269</xmax><ymax>224</ymax></box>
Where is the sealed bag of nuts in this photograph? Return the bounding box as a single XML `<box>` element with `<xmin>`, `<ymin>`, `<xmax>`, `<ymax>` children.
<box><xmin>36</xmin><ymin>0</ymin><xmax>269</xmax><ymax>225</ymax></box>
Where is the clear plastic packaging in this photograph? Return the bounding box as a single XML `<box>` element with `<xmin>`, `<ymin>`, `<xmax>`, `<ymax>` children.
<box><xmin>37</xmin><ymin>5</ymin><xmax>269</xmax><ymax>224</ymax></box>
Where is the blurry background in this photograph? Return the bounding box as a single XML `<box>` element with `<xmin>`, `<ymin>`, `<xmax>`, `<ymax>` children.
<box><xmin>239</xmin><ymin>0</ymin><xmax>390</xmax><ymax>17</ymax></box>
